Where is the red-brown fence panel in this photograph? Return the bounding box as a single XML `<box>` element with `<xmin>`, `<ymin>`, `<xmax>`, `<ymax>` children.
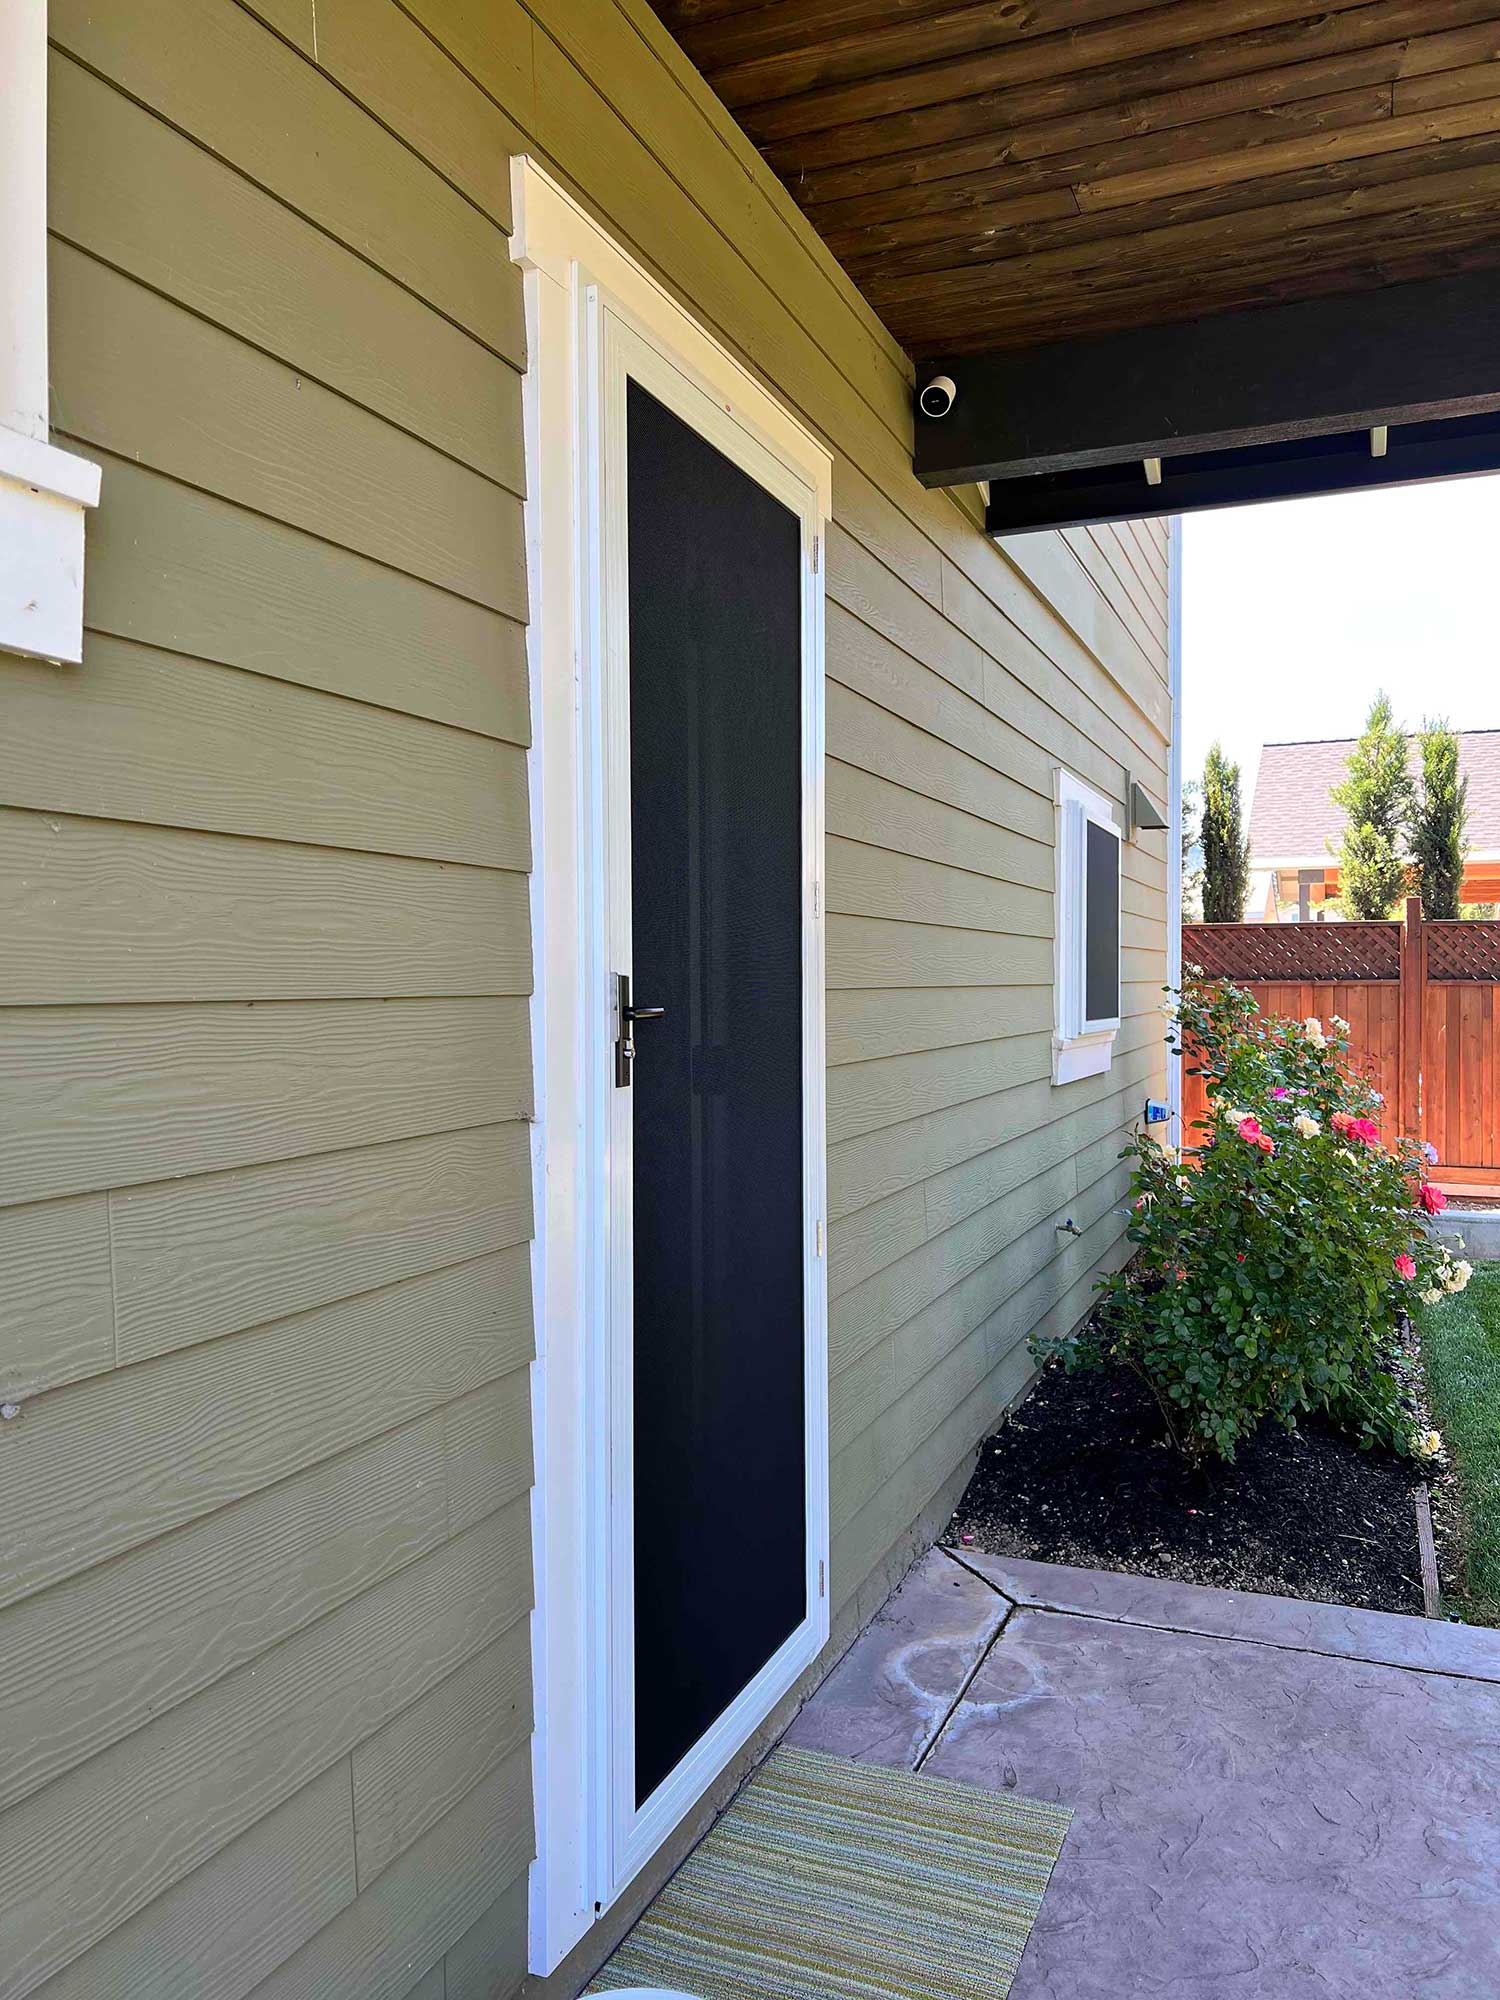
<box><xmin>1423</xmin><ymin>920</ymin><xmax>1500</xmax><ymax>1178</ymax></box>
<box><xmin>1178</xmin><ymin>975</ymin><xmax>1401</xmax><ymax>1146</ymax></box>
<box><xmin>1180</xmin><ymin>906</ymin><xmax>1500</xmax><ymax>1186</ymax></box>
<box><xmin>1184</xmin><ymin>920</ymin><xmax>1401</xmax><ymax>984</ymax></box>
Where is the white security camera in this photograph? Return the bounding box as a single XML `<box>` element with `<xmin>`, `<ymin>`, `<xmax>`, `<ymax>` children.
<box><xmin>918</xmin><ymin>375</ymin><xmax>957</xmax><ymax>419</ymax></box>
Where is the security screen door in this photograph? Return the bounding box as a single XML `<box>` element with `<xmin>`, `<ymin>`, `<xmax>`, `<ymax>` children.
<box><xmin>597</xmin><ymin>311</ymin><xmax>826</xmax><ymax>1870</ymax></box>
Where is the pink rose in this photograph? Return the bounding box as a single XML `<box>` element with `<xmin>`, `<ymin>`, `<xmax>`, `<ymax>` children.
<box><xmin>1270</xmin><ymin>1087</ymin><xmax>1289</xmax><ymax>1099</ymax></box>
<box><xmin>1417</xmin><ymin>1183</ymin><xmax>1448</xmax><ymax>1215</ymax></box>
<box><xmin>1257</xmin><ymin>1134</ymin><xmax>1275</xmax><ymax>1155</ymax></box>
<box><xmin>1350</xmin><ymin>1117</ymin><xmax>1381</xmax><ymax>1148</ymax></box>
<box><xmin>1237</xmin><ymin>1116</ymin><xmax>1263</xmax><ymax>1144</ymax></box>
<box><xmin>1394</xmin><ymin>1253</ymin><xmax>1417</xmax><ymax>1281</ymax></box>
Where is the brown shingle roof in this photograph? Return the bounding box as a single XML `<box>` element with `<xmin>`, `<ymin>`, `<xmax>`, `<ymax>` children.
<box><xmin>1248</xmin><ymin>731</ymin><xmax>1500</xmax><ymax>863</ymax></box>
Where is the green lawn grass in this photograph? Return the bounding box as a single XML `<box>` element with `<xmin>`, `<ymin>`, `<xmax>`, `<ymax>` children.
<box><xmin>1420</xmin><ymin>1262</ymin><xmax>1500</xmax><ymax>1625</ymax></box>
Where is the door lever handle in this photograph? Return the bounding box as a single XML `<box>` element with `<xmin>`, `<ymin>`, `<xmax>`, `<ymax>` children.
<box><xmin>615</xmin><ymin>973</ymin><xmax>666</xmax><ymax>1087</ymax></box>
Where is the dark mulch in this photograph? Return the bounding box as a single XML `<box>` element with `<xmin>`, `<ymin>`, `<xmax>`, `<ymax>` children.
<box><xmin>946</xmin><ymin>1358</ymin><xmax>1429</xmax><ymax>1615</ymax></box>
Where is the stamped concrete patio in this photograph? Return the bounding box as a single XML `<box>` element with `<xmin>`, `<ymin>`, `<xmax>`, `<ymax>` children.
<box><xmin>785</xmin><ymin>1547</ymin><xmax>1500</xmax><ymax>1997</ymax></box>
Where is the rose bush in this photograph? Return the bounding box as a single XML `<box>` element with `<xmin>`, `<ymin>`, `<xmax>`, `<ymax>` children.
<box><xmin>1036</xmin><ymin>975</ymin><xmax>1470</xmax><ymax>1464</ymax></box>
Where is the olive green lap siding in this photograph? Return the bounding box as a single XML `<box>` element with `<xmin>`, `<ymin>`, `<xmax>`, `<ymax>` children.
<box><xmin>5</xmin><ymin>1</ymin><xmax>1167</xmax><ymax>1995</ymax></box>
<box><xmin>6</xmin><ymin>4</ymin><xmax>536</xmax><ymax>1998</ymax></box>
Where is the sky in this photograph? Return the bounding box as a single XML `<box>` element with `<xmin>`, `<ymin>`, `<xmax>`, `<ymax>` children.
<box><xmin>1180</xmin><ymin>473</ymin><xmax>1500</xmax><ymax>818</ymax></box>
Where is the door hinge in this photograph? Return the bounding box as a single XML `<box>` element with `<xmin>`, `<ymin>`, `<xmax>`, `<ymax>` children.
<box><xmin>815</xmin><ymin>1217</ymin><xmax>824</xmax><ymax>1257</ymax></box>
<box><xmin>812</xmin><ymin>878</ymin><xmax>821</xmax><ymax>919</ymax></box>
<box><xmin>811</xmin><ymin>533</ymin><xmax>820</xmax><ymax>574</ymax></box>
<box><xmin>818</xmin><ymin>1559</ymin><xmax>826</xmax><ymax>1599</ymax></box>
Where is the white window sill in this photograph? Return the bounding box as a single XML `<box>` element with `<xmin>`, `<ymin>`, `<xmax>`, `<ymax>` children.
<box><xmin>1053</xmin><ymin>1030</ymin><xmax>1115</xmax><ymax>1085</ymax></box>
<box><xmin>0</xmin><ymin>425</ymin><xmax>101</xmax><ymax>665</ymax></box>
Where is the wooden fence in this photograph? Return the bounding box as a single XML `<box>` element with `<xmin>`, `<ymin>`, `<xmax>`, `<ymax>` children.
<box><xmin>1182</xmin><ymin>899</ymin><xmax>1500</xmax><ymax>1194</ymax></box>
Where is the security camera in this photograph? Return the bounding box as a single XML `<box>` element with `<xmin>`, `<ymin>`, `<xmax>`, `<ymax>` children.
<box><xmin>918</xmin><ymin>374</ymin><xmax>957</xmax><ymax>419</ymax></box>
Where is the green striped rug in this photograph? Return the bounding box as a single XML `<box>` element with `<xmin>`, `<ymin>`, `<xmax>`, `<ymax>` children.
<box><xmin>591</xmin><ymin>1745</ymin><xmax>1072</xmax><ymax>2000</ymax></box>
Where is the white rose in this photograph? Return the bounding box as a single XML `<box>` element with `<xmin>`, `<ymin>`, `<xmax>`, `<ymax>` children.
<box><xmin>1419</xmin><ymin>1288</ymin><xmax>1443</xmax><ymax>1307</ymax></box>
<box><xmin>1293</xmin><ymin>1112</ymin><xmax>1321</xmax><ymax>1139</ymax></box>
<box><xmin>1416</xmin><ymin>1430</ymin><xmax>1446</xmax><ymax>1462</ymax></box>
<box><xmin>1447</xmin><ymin>1261</ymin><xmax>1474</xmax><ymax>1293</ymax></box>
<box><xmin>1331</xmin><ymin>1015</ymin><xmax>1350</xmax><ymax>1034</ymax></box>
<box><xmin>1303</xmin><ymin>1016</ymin><xmax>1327</xmax><ymax>1047</ymax></box>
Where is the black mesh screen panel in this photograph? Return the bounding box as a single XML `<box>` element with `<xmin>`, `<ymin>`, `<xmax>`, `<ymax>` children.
<box><xmin>1085</xmin><ymin>818</ymin><xmax>1121</xmax><ymax>1023</ymax></box>
<box><xmin>626</xmin><ymin>379</ymin><xmax>806</xmax><ymax>1808</ymax></box>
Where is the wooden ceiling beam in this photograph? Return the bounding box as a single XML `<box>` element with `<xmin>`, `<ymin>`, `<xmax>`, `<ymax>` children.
<box><xmin>913</xmin><ymin>267</ymin><xmax>1500</xmax><ymax>489</ymax></box>
<box><xmin>762</xmin><ymin>0</ymin><xmax>1498</xmax><ymax>183</ymax></box>
<box><xmin>869</xmin><ymin>159</ymin><xmax>1500</xmax><ymax>340</ymax></box>
<box><xmin>1398</xmin><ymin>55</ymin><xmax>1500</xmax><ymax>113</ymax></box>
<box><xmin>983</xmin><ymin>413</ymin><xmax>1500</xmax><ymax>533</ymax></box>
<box><xmin>1078</xmin><ymin>93</ymin><xmax>1500</xmax><ymax>210</ymax></box>
<box><xmin>864</xmin><ymin>148</ymin><xmax>1500</xmax><ymax>328</ymax></box>
<box><xmin>788</xmin><ymin>13</ymin><xmax>1500</xmax><ymax>207</ymax></box>
<box><xmin>813</xmin><ymin>81</ymin><xmax>1395</xmax><ymax>241</ymax></box>
<box><xmin>741</xmin><ymin>0</ymin><xmax>1380</xmax><ymax>144</ymax></box>
<box><xmin>657</xmin><ymin>0</ymin><xmax>1022</xmax><ymax>71</ymax></box>
<box><xmin>845</xmin><ymin>126</ymin><xmax>1500</xmax><ymax>313</ymax></box>
<box><xmin>648</xmin><ymin>0</ymin><xmax>1500</xmax><ymax>370</ymax></box>
<box><xmin>702</xmin><ymin>0</ymin><xmax>1176</xmax><ymax>107</ymax></box>
<box><xmin>915</xmin><ymin>234</ymin><xmax>1500</xmax><ymax>355</ymax></box>
<box><xmin>801</xmin><ymin>21</ymin><xmax>1500</xmax><ymax>224</ymax></box>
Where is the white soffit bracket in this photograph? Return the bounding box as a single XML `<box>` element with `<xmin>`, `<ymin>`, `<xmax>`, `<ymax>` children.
<box><xmin>2</xmin><ymin>1</ymin><xmax>101</xmax><ymax>665</ymax></box>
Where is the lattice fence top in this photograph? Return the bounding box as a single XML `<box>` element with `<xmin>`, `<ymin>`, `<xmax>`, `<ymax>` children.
<box><xmin>1182</xmin><ymin>921</ymin><xmax>1401</xmax><ymax>983</ymax></box>
<box><xmin>1426</xmin><ymin>921</ymin><xmax>1500</xmax><ymax>981</ymax></box>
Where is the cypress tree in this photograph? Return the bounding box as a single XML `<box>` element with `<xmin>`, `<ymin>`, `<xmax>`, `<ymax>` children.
<box><xmin>1331</xmin><ymin>693</ymin><xmax>1412</xmax><ymax>919</ymax></box>
<box><xmin>1201</xmin><ymin>743</ymin><xmax>1249</xmax><ymax>923</ymax></box>
<box><xmin>1410</xmin><ymin>719</ymin><xmax>1467</xmax><ymax>920</ymax></box>
<box><xmin>1181</xmin><ymin>777</ymin><xmax>1204</xmax><ymax>922</ymax></box>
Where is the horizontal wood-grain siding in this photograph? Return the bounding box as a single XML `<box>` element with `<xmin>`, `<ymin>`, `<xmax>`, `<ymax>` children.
<box><xmin>0</xmin><ymin>998</ymin><xmax>532</xmax><ymax>1207</ymax></box>
<box><xmin>5</xmin><ymin>0</ymin><xmax>1169</xmax><ymax>1992</ymax></box>
<box><xmin>0</xmin><ymin>637</ymin><xmax>530</xmax><ymax>868</ymax></box>
<box><xmin>0</xmin><ymin>810</ymin><xmax>530</xmax><ymax>1005</ymax></box>
<box><xmin>6</xmin><ymin>13</ymin><xmax>541</xmax><ymax>1998</ymax></box>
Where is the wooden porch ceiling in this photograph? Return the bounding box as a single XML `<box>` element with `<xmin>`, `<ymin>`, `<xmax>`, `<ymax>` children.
<box><xmin>651</xmin><ymin>0</ymin><xmax>1500</xmax><ymax>360</ymax></box>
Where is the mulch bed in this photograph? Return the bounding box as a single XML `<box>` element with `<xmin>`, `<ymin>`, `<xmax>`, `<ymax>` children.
<box><xmin>946</xmin><ymin>1357</ymin><xmax>1432</xmax><ymax>1616</ymax></box>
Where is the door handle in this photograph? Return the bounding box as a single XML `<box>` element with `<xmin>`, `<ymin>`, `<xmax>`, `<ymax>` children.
<box><xmin>615</xmin><ymin>973</ymin><xmax>666</xmax><ymax>1087</ymax></box>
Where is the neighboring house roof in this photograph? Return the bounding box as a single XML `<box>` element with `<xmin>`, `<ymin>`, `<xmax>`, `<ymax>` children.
<box><xmin>1247</xmin><ymin>730</ymin><xmax>1500</xmax><ymax>864</ymax></box>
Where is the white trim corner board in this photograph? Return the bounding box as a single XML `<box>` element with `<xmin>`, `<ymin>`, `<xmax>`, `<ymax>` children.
<box><xmin>1</xmin><ymin>2</ymin><xmax>100</xmax><ymax>665</ymax></box>
<box><xmin>1166</xmin><ymin>516</ymin><xmax>1185</xmax><ymax>1147</ymax></box>
<box><xmin>512</xmin><ymin>159</ymin><xmax>831</xmax><ymax>1978</ymax></box>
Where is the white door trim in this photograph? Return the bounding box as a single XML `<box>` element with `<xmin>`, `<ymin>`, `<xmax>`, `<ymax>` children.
<box><xmin>1166</xmin><ymin>516</ymin><xmax>1184</xmax><ymax>1145</ymax></box>
<box><xmin>512</xmin><ymin>159</ymin><xmax>831</xmax><ymax>1978</ymax></box>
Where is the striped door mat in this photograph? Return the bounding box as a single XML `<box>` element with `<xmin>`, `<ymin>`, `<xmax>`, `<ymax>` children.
<box><xmin>591</xmin><ymin>1744</ymin><xmax>1071</xmax><ymax>2000</ymax></box>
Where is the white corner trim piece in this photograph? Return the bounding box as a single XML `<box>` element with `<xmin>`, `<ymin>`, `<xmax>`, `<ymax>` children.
<box><xmin>1</xmin><ymin>4</ymin><xmax>102</xmax><ymax>666</ymax></box>
<box><xmin>0</xmin><ymin>426</ymin><xmax>102</xmax><ymax>664</ymax></box>
<box><xmin>1166</xmin><ymin>516</ymin><xmax>1184</xmax><ymax>1145</ymax></box>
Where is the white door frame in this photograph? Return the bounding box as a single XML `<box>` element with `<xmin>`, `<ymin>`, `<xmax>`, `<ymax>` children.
<box><xmin>1166</xmin><ymin>516</ymin><xmax>1184</xmax><ymax>1145</ymax></box>
<box><xmin>512</xmin><ymin>159</ymin><xmax>831</xmax><ymax>1978</ymax></box>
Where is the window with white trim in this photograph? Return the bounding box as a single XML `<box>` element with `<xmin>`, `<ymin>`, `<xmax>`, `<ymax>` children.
<box><xmin>1054</xmin><ymin>769</ymin><xmax>1122</xmax><ymax>1084</ymax></box>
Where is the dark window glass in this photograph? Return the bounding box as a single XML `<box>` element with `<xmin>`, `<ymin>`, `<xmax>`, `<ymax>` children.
<box><xmin>1085</xmin><ymin>818</ymin><xmax>1120</xmax><ymax>1023</ymax></box>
